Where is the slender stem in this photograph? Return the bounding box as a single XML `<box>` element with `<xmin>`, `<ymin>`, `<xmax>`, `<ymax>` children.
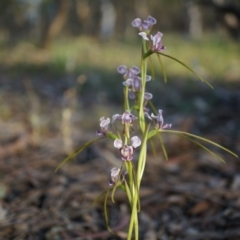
<box><xmin>124</xmin><ymin>179</ymin><xmax>132</xmax><ymax>206</ymax></box>
<box><xmin>138</xmin><ymin>145</ymin><xmax>147</xmax><ymax>183</ymax></box>
<box><xmin>127</xmin><ymin>191</ymin><xmax>138</xmax><ymax>240</ymax></box>
<box><xmin>136</xmin><ymin>125</ymin><xmax>149</xmax><ymax>189</ymax></box>
<box><xmin>134</xmin><ymin>210</ymin><xmax>139</xmax><ymax>240</ymax></box>
<box><xmin>138</xmin><ymin>39</ymin><xmax>148</xmax><ymax>133</ymax></box>
<box><xmin>127</xmin><ymin>37</ymin><xmax>151</xmax><ymax>240</ymax></box>
<box><xmin>127</xmin><ymin>118</ymin><xmax>149</xmax><ymax>239</ymax></box>
<box><xmin>125</xmin><ymin>161</ymin><xmax>135</xmax><ymax>201</ymax></box>
<box><xmin>124</xmin><ymin>86</ymin><xmax>130</xmax><ymax>111</ymax></box>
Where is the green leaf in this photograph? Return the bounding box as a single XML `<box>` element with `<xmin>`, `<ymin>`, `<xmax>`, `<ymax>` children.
<box><xmin>106</xmin><ymin>132</ymin><xmax>118</xmax><ymax>140</ymax></box>
<box><xmin>157</xmin><ymin>132</ymin><xmax>168</xmax><ymax>161</ymax></box>
<box><xmin>157</xmin><ymin>54</ymin><xmax>167</xmax><ymax>83</ymax></box>
<box><xmin>55</xmin><ymin>136</ymin><xmax>105</xmax><ymax>172</ymax></box>
<box><xmin>147</xmin><ymin>129</ymin><xmax>159</xmax><ymax>139</ymax></box>
<box><xmin>150</xmin><ymin>139</ymin><xmax>157</xmax><ymax>157</ymax></box>
<box><xmin>104</xmin><ymin>189</ymin><xmax>114</xmax><ymax>234</ymax></box>
<box><xmin>148</xmin><ymin>55</ymin><xmax>155</xmax><ymax>80</ymax></box>
<box><xmin>132</xmin><ymin>166</ymin><xmax>141</xmax><ymax>212</ymax></box>
<box><xmin>123</xmin><ymin>180</ymin><xmax>132</xmax><ymax>206</ymax></box>
<box><xmin>111</xmin><ymin>184</ymin><xmax>118</xmax><ymax>203</ymax></box>
<box><xmin>137</xmin><ymin>124</ymin><xmax>151</xmax><ymax>183</ymax></box>
<box><xmin>147</xmin><ymin>129</ymin><xmax>168</xmax><ymax>161</ymax></box>
<box><xmin>148</xmin><ymin>100</ymin><xmax>158</xmax><ymax>116</ymax></box>
<box><xmin>158</xmin><ymin>52</ymin><xmax>213</xmax><ymax>89</ymax></box>
<box><xmin>175</xmin><ymin>133</ymin><xmax>226</xmax><ymax>163</ymax></box>
<box><xmin>92</xmin><ymin>189</ymin><xmax>110</xmax><ymax>207</ymax></box>
<box><xmin>161</xmin><ymin>130</ymin><xmax>238</xmax><ymax>158</ymax></box>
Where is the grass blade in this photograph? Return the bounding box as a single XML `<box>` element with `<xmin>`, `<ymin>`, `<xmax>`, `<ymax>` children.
<box><xmin>55</xmin><ymin>136</ymin><xmax>105</xmax><ymax>172</ymax></box>
<box><xmin>158</xmin><ymin>52</ymin><xmax>213</xmax><ymax>88</ymax></box>
<box><xmin>157</xmin><ymin>54</ymin><xmax>167</xmax><ymax>83</ymax></box>
<box><xmin>161</xmin><ymin>130</ymin><xmax>238</xmax><ymax>158</ymax></box>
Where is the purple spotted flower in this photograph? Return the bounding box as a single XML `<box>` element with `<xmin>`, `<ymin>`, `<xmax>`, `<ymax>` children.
<box><xmin>112</xmin><ymin>110</ymin><xmax>137</xmax><ymax>125</ymax></box>
<box><xmin>143</xmin><ymin>92</ymin><xmax>153</xmax><ymax>111</ymax></box>
<box><xmin>123</xmin><ymin>76</ymin><xmax>141</xmax><ymax>92</ymax></box>
<box><xmin>129</xmin><ymin>90</ymin><xmax>152</xmax><ymax>101</ymax></box>
<box><xmin>139</xmin><ymin>31</ymin><xmax>166</xmax><ymax>52</ymax></box>
<box><xmin>146</xmin><ymin>109</ymin><xmax>172</xmax><ymax>129</ymax></box>
<box><xmin>114</xmin><ymin>136</ymin><xmax>141</xmax><ymax>161</ymax></box>
<box><xmin>109</xmin><ymin>167</ymin><xmax>121</xmax><ymax>186</ymax></box>
<box><xmin>123</xmin><ymin>75</ymin><xmax>151</xmax><ymax>92</ymax></box>
<box><xmin>132</xmin><ymin>16</ymin><xmax>157</xmax><ymax>32</ymax></box>
<box><xmin>144</xmin><ymin>92</ymin><xmax>153</xmax><ymax>101</ymax></box>
<box><xmin>96</xmin><ymin>117</ymin><xmax>110</xmax><ymax>136</ymax></box>
<box><xmin>117</xmin><ymin>65</ymin><xmax>140</xmax><ymax>80</ymax></box>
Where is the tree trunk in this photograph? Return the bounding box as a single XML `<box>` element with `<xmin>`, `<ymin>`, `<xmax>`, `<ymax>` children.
<box><xmin>40</xmin><ymin>0</ymin><xmax>71</xmax><ymax>48</ymax></box>
<box><xmin>186</xmin><ymin>1</ymin><xmax>203</xmax><ymax>39</ymax></box>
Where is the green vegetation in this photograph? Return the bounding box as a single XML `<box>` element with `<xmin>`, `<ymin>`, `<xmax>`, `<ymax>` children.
<box><xmin>0</xmin><ymin>33</ymin><xmax>239</xmax><ymax>81</ymax></box>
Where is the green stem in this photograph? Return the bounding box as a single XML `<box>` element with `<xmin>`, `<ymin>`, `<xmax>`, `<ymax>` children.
<box><xmin>138</xmin><ymin>39</ymin><xmax>148</xmax><ymax>133</ymax></box>
<box><xmin>124</xmin><ymin>86</ymin><xmax>130</xmax><ymax>111</ymax></box>
<box><xmin>127</xmin><ymin>192</ymin><xmax>139</xmax><ymax>240</ymax></box>
<box><xmin>125</xmin><ymin>161</ymin><xmax>135</xmax><ymax>202</ymax></box>
<box><xmin>124</xmin><ymin>180</ymin><xmax>132</xmax><ymax>206</ymax></box>
<box><xmin>127</xmin><ymin>38</ymin><xmax>152</xmax><ymax>240</ymax></box>
<box><xmin>143</xmin><ymin>49</ymin><xmax>153</xmax><ymax>59</ymax></box>
<box><xmin>136</xmin><ymin>124</ymin><xmax>150</xmax><ymax>188</ymax></box>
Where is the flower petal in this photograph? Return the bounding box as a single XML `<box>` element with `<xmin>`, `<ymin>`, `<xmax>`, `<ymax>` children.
<box><xmin>132</xmin><ymin>18</ymin><xmax>142</xmax><ymax>27</ymax></box>
<box><xmin>131</xmin><ymin>136</ymin><xmax>141</xmax><ymax>148</ymax></box>
<box><xmin>162</xmin><ymin>123</ymin><xmax>172</xmax><ymax>129</ymax></box>
<box><xmin>117</xmin><ymin>65</ymin><xmax>127</xmax><ymax>74</ymax></box>
<box><xmin>144</xmin><ymin>92</ymin><xmax>153</xmax><ymax>100</ymax></box>
<box><xmin>132</xmin><ymin>76</ymin><xmax>142</xmax><ymax>91</ymax></box>
<box><xmin>114</xmin><ymin>139</ymin><xmax>123</xmax><ymax>149</ymax></box>
<box><xmin>146</xmin><ymin>16</ymin><xmax>157</xmax><ymax>25</ymax></box>
<box><xmin>144</xmin><ymin>112</ymin><xmax>152</xmax><ymax>120</ymax></box>
<box><xmin>111</xmin><ymin>167</ymin><xmax>120</xmax><ymax>178</ymax></box>
<box><xmin>146</xmin><ymin>75</ymin><xmax>152</xmax><ymax>81</ymax></box>
<box><xmin>123</xmin><ymin>79</ymin><xmax>133</xmax><ymax>87</ymax></box>
<box><xmin>129</xmin><ymin>90</ymin><xmax>136</xmax><ymax>99</ymax></box>
<box><xmin>121</xmin><ymin>145</ymin><xmax>134</xmax><ymax>161</ymax></box>
<box><xmin>121</xmin><ymin>110</ymin><xmax>137</xmax><ymax>124</ymax></box>
<box><xmin>100</xmin><ymin>117</ymin><xmax>110</xmax><ymax>128</ymax></box>
<box><xmin>130</xmin><ymin>66</ymin><xmax>140</xmax><ymax>76</ymax></box>
<box><xmin>139</xmin><ymin>32</ymin><xmax>149</xmax><ymax>41</ymax></box>
<box><xmin>112</xmin><ymin>114</ymin><xmax>121</xmax><ymax>122</ymax></box>
<box><xmin>151</xmin><ymin>109</ymin><xmax>163</xmax><ymax>122</ymax></box>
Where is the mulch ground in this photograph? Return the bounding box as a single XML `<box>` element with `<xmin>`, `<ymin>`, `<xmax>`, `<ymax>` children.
<box><xmin>0</xmin><ymin>75</ymin><xmax>240</xmax><ymax>240</ymax></box>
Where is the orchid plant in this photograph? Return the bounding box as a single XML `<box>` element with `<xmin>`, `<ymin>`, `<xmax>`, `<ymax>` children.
<box><xmin>56</xmin><ymin>16</ymin><xmax>237</xmax><ymax>240</ymax></box>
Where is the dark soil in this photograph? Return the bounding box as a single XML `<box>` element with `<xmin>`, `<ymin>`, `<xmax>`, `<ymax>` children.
<box><xmin>0</xmin><ymin>73</ymin><xmax>240</xmax><ymax>240</ymax></box>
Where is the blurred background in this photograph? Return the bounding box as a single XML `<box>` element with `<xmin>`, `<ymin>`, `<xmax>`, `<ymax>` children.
<box><xmin>0</xmin><ymin>0</ymin><xmax>240</xmax><ymax>239</ymax></box>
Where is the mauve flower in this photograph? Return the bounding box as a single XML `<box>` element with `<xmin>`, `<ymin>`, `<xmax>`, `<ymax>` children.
<box><xmin>132</xmin><ymin>16</ymin><xmax>157</xmax><ymax>32</ymax></box>
<box><xmin>151</xmin><ymin>32</ymin><xmax>166</xmax><ymax>51</ymax></box>
<box><xmin>150</xmin><ymin>109</ymin><xmax>172</xmax><ymax>129</ymax></box>
<box><xmin>123</xmin><ymin>75</ymin><xmax>151</xmax><ymax>92</ymax></box>
<box><xmin>112</xmin><ymin>110</ymin><xmax>137</xmax><ymax>125</ymax></box>
<box><xmin>144</xmin><ymin>92</ymin><xmax>153</xmax><ymax>101</ymax></box>
<box><xmin>139</xmin><ymin>31</ymin><xmax>166</xmax><ymax>52</ymax></box>
<box><xmin>129</xmin><ymin>90</ymin><xmax>136</xmax><ymax>99</ymax></box>
<box><xmin>117</xmin><ymin>65</ymin><xmax>140</xmax><ymax>79</ymax></box>
<box><xmin>123</xmin><ymin>76</ymin><xmax>141</xmax><ymax>92</ymax></box>
<box><xmin>96</xmin><ymin>117</ymin><xmax>110</xmax><ymax>136</ymax></box>
<box><xmin>129</xmin><ymin>90</ymin><xmax>153</xmax><ymax>101</ymax></box>
<box><xmin>139</xmin><ymin>32</ymin><xmax>149</xmax><ymax>41</ymax></box>
<box><xmin>109</xmin><ymin>167</ymin><xmax>121</xmax><ymax>186</ymax></box>
<box><xmin>114</xmin><ymin>136</ymin><xmax>141</xmax><ymax>161</ymax></box>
